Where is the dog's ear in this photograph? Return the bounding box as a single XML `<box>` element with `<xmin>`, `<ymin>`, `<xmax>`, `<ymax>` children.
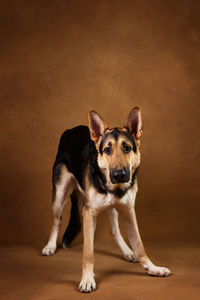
<box><xmin>125</xmin><ymin>106</ymin><xmax>143</xmax><ymax>139</ymax></box>
<box><xmin>88</xmin><ymin>110</ymin><xmax>108</xmax><ymax>143</ymax></box>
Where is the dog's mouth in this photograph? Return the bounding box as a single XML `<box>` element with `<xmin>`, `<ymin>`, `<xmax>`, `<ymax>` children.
<box><xmin>107</xmin><ymin>179</ymin><xmax>131</xmax><ymax>195</ymax></box>
<box><xmin>107</xmin><ymin>183</ymin><xmax>131</xmax><ymax>198</ymax></box>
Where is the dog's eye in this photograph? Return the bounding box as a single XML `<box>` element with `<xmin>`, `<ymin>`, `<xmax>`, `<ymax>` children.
<box><xmin>123</xmin><ymin>145</ymin><xmax>132</xmax><ymax>154</ymax></box>
<box><xmin>104</xmin><ymin>147</ymin><xmax>111</xmax><ymax>155</ymax></box>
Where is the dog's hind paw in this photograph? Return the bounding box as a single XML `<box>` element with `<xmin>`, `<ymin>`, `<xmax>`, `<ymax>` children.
<box><xmin>78</xmin><ymin>277</ymin><xmax>96</xmax><ymax>293</ymax></box>
<box><xmin>42</xmin><ymin>244</ymin><xmax>56</xmax><ymax>256</ymax></box>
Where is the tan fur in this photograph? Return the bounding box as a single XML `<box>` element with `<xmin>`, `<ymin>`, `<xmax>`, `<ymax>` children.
<box><xmin>107</xmin><ymin>208</ymin><xmax>136</xmax><ymax>262</ymax></box>
<box><xmin>79</xmin><ymin>207</ymin><xmax>97</xmax><ymax>292</ymax></box>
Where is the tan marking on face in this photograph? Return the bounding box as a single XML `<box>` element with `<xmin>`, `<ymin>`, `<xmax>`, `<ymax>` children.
<box><xmin>104</xmin><ymin>127</ymin><xmax>128</xmax><ymax>134</ymax></box>
<box><xmin>97</xmin><ymin>129</ymin><xmax>141</xmax><ymax>191</ymax></box>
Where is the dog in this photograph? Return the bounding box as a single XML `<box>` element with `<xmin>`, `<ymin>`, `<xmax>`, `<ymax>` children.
<box><xmin>42</xmin><ymin>107</ymin><xmax>172</xmax><ymax>292</ymax></box>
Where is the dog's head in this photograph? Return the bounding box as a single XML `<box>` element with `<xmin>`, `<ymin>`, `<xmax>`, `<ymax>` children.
<box><xmin>88</xmin><ymin>107</ymin><xmax>142</xmax><ymax>195</ymax></box>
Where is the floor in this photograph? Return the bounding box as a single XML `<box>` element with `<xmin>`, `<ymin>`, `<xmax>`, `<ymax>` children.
<box><xmin>0</xmin><ymin>240</ymin><xmax>199</xmax><ymax>300</ymax></box>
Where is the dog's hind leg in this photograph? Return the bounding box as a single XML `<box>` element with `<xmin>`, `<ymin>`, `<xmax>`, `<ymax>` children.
<box><xmin>107</xmin><ymin>208</ymin><xmax>138</xmax><ymax>262</ymax></box>
<box><xmin>42</xmin><ymin>163</ymin><xmax>76</xmax><ymax>256</ymax></box>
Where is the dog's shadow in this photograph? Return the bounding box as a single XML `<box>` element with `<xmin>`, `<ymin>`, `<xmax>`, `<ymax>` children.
<box><xmin>96</xmin><ymin>269</ymin><xmax>148</xmax><ymax>285</ymax></box>
<box><xmin>95</xmin><ymin>249</ymin><xmax>147</xmax><ymax>283</ymax></box>
<box><xmin>40</xmin><ymin>244</ymin><xmax>148</xmax><ymax>287</ymax></box>
<box><xmin>89</xmin><ymin>248</ymin><xmax>148</xmax><ymax>283</ymax></box>
<box><xmin>95</xmin><ymin>248</ymin><xmax>127</xmax><ymax>261</ymax></box>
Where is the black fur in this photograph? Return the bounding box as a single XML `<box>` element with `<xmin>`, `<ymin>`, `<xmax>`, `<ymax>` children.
<box><xmin>54</xmin><ymin>125</ymin><xmax>108</xmax><ymax>194</ymax></box>
<box><xmin>54</xmin><ymin>126</ymin><xmax>92</xmax><ymax>189</ymax></box>
<box><xmin>88</xmin><ymin>147</ymin><xmax>107</xmax><ymax>194</ymax></box>
<box><xmin>52</xmin><ymin>162</ymin><xmax>62</xmax><ymax>194</ymax></box>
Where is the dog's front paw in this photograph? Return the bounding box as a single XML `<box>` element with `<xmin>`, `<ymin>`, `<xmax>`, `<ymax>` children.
<box><xmin>123</xmin><ymin>251</ymin><xmax>138</xmax><ymax>263</ymax></box>
<box><xmin>146</xmin><ymin>265</ymin><xmax>172</xmax><ymax>277</ymax></box>
<box><xmin>78</xmin><ymin>277</ymin><xmax>96</xmax><ymax>293</ymax></box>
<box><xmin>42</xmin><ymin>244</ymin><xmax>56</xmax><ymax>256</ymax></box>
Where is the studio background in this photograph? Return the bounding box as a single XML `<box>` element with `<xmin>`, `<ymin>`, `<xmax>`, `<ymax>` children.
<box><xmin>0</xmin><ymin>1</ymin><xmax>200</xmax><ymax>299</ymax></box>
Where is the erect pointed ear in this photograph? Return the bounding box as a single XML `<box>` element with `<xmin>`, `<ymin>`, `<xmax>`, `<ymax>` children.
<box><xmin>88</xmin><ymin>110</ymin><xmax>108</xmax><ymax>143</ymax></box>
<box><xmin>125</xmin><ymin>106</ymin><xmax>143</xmax><ymax>139</ymax></box>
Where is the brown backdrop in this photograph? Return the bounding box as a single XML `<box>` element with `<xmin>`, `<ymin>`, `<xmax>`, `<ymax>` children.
<box><xmin>0</xmin><ymin>0</ymin><xmax>200</xmax><ymax>247</ymax></box>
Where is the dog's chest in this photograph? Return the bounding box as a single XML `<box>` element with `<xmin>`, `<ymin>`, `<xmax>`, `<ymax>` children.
<box><xmin>87</xmin><ymin>187</ymin><xmax>136</xmax><ymax>213</ymax></box>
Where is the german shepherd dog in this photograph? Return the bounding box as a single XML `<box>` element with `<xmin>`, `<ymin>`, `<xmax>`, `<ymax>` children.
<box><xmin>42</xmin><ymin>107</ymin><xmax>172</xmax><ymax>292</ymax></box>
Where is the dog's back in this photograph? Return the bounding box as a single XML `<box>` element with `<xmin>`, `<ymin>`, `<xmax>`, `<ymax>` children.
<box><xmin>53</xmin><ymin>125</ymin><xmax>92</xmax><ymax>189</ymax></box>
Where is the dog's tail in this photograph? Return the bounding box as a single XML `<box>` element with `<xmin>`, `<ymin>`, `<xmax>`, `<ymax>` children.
<box><xmin>62</xmin><ymin>191</ymin><xmax>82</xmax><ymax>248</ymax></box>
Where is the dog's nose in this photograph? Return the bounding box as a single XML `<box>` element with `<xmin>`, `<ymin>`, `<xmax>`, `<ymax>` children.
<box><xmin>110</xmin><ymin>168</ymin><xmax>128</xmax><ymax>183</ymax></box>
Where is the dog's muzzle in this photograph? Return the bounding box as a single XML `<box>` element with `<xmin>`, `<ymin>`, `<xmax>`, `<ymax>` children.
<box><xmin>110</xmin><ymin>168</ymin><xmax>130</xmax><ymax>184</ymax></box>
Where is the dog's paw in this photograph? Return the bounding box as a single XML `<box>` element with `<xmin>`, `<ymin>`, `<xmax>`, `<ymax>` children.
<box><xmin>78</xmin><ymin>277</ymin><xmax>96</xmax><ymax>293</ymax></box>
<box><xmin>123</xmin><ymin>251</ymin><xmax>138</xmax><ymax>263</ymax></box>
<box><xmin>146</xmin><ymin>265</ymin><xmax>172</xmax><ymax>277</ymax></box>
<box><xmin>42</xmin><ymin>244</ymin><xmax>56</xmax><ymax>256</ymax></box>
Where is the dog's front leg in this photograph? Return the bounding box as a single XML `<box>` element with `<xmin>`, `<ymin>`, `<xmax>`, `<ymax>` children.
<box><xmin>118</xmin><ymin>205</ymin><xmax>172</xmax><ymax>277</ymax></box>
<box><xmin>78</xmin><ymin>206</ymin><xmax>97</xmax><ymax>293</ymax></box>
